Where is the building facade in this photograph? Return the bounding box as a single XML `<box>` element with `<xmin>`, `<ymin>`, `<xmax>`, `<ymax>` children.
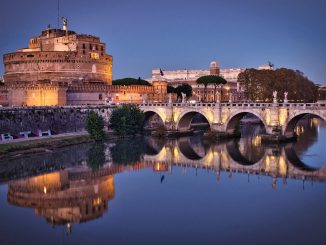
<box><xmin>149</xmin><ymin>61</ymin><xmax>272</xmax><ymax>102</ymax></box>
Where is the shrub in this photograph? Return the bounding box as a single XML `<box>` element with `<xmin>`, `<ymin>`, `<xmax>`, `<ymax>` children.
<box><xmin>109</xmin><ymin>104</ymin><xmax>145</xmax><ymax>136</ymax></box>
<box><xmin>85</xmin><ymin>111</ymin><xmax>105</xmax><ymax>140</ymax></box>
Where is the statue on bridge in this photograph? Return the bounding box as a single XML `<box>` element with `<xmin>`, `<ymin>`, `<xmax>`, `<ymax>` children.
<box><xmin>168</xmin><ymin>93</ymin><xmax>172</xmax><ymax>104</ymax></box>
<box><xmin>284</xmin><ymin>92</ymin><xmax>288</xmax><ymax>103</ymax></box>
<box><xmin>181</xmin><ymin>92</ymin><xmax>186</xmax><ymax>103</ymax></box>
<box><xmin>273</xmin><ymin>91</ymin><xmax>278</xmax><ymax>104</ymax></box>
<box><xmin>143</xmin><ymin>94</ymin><xmax>148</xmax><ymax>104</ymax></box>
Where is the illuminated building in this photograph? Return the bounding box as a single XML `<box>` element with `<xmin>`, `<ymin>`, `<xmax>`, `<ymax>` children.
<box><xmin>148</xmin><ymin>61</ymin><xmax>273</xmax><ymax>102</ymax></box>
<box><xmin>0</xmin><ymin>20</ymin><xmax>167</xmax><ymax>106</ymax></box>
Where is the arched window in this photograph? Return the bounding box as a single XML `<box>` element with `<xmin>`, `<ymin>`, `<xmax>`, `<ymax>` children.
<box><xmin>92</xmin><ymin>64</ymin><xmax>97</xmax><ymax>73</ymax></box>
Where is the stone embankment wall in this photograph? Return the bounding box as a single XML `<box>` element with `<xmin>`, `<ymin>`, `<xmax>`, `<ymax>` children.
<box><xmin>0</xmin><ymin>105</ymin><xmax>113</xmax><ymax>136</ymax></box>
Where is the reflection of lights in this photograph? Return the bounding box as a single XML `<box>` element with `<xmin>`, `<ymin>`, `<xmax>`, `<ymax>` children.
<box><xmin>205</xmin><ymin>150</ymin><xmax>214</xmax><ymax>167</ymax></box>
<box><xmin>153</xmin><ymin>162</ymin><xmax>168</xmax><ymax>172</ymax></box>
<box><xmin>252</xmin><ymin>135</ymin><xmax>261</xmax><ymax>147</ymax></box>
<box><xmin>265</xmin><ymin>156</ymin><xmax>270</xmax><ymax>172</ymax></box>
<box><xmin>43</xmin><ymin>186</ymin><xmax>47</xmax><ymax>194</ymax></box>
<box><xmin>311</xmin><ymin>118</ymin><xmax>319</xmax><ymax>127</ymax></box>
<box><xmin>278</xmin><ymin>156</ymin><xmax>287</xmax><ymax>176</ymax></box>
<box><xmin>295</xmin><ymin>126</ymin><xmax>304</xmax><ymax>136</ymax></box>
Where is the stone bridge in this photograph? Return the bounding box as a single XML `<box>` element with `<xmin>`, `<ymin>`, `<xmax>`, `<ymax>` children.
<box><xmin>1</xmin><ymin>102</ymin><xmax>326</xmax><ymax>138</ymax></box>
<box><xmin>140</xmin><ymin>102</ymin><xmax>326</xmax><ymax>137</ymax></box>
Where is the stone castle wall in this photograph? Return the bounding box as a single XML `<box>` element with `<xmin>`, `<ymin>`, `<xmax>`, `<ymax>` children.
<box><xmin>3</xmin><ymin>51</ymin><xmax>112</xmax><ymax>84</ymax></box>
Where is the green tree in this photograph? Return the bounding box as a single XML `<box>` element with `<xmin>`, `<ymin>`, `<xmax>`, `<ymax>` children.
<box><xmin>109</xmin><ymin>104</ymin><xmax>145</xmax><ymax>136</ymax></box>
<box><xmin>196</xmin><ymin>75</ymin><xmax>227</xmax><ymax>102</ymax></box>
<box><xmin>238</xmin><ymin>68</ymin><xmax>318</xmax><ymax>102</ymax></box>
<box><xmin>85</xmin><ymin>111</ymin><xmax>105</xmax><ymax>141</ymax></box>
<box><xmin>167</xmin><ymin>85</ymin><xmax>175</xmax><ymax>93</ymax></box>
<box><xmin>112</xmin><ymin>77</ymin><xmax>151</xmax><ymax>86</ymax></box>
<box><xmin>175</xmin><ymin>83</ymin><xmax>192</xmax><ymax>101</ymax></box>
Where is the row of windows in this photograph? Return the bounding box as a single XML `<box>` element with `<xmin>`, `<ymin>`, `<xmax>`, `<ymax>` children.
<box><xmin>81</xmin><ymin>50</ymin><xmax>104</xmax><ymax>56</ymax></box>
<box><xmin>82</xmin><ymin>43</ymin><xmax>104</xmax><ymax>51</ymax></box>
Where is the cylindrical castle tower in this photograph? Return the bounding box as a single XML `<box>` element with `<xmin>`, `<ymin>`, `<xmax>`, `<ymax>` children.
<box><xmin>3</xmin><ymin>19</ymin><xmax>112</xmax><ymax>85</ymax></box>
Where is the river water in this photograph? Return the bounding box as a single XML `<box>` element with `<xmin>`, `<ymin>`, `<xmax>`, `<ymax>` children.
<box><xmin>1</xmin><ymin>118</ymin><xmax>326</xmax><ymax>245</ymax></box>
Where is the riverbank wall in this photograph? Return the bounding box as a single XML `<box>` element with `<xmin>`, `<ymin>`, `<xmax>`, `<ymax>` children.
<box><xmin>0</xmin><ymin>105</ymin><xmax>113</xmax><ymax>137</ymax></box>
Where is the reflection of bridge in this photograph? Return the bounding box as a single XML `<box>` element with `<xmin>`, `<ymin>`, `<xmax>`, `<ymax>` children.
<box><xmin>142</xmin><ymin>137</ymin><xmax>326</xmax><ymax>186</ymax></box>
<box><xmin>6</xmin><ymin>137</ymin><xmax>326</xmax><ymax>229</ymax></box>
<box><xmin>140</xmin><ymin>102</ymin><xmax>326</xmax><ymax>137</ymax></box>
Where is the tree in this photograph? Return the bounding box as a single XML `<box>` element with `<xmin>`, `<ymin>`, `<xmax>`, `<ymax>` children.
<box><xmin>196</xmin><ymin>75</ymin><xmax>227</xmax><ymax>102</ymax></box>
<box><xmin>112</xmin><ymin>77</ymin><xmax>151</xmax><ymax>86</ymax></box>
<box><xmin>174</xmin><ymin>83</ymin><xmax>192</xmax><ymax>101</ymax></box>
<box><xmin>85</xmin><ymin>111</ymin><xmax>105</xmax><ymax>141</ymax></box>
<box><xmin>167</xmin><ymin>85</ymin><xmax>175</xmax><ymax>94</ymax></box>
<box><xmin>109</xmin><ymin>104</ymin><xmax>145</xmax><ymax>136</ymax></box>
<box><xmin>238</xmin><ymin>68</ymin><xmax>318</xmax><ymax>102</ymax></box>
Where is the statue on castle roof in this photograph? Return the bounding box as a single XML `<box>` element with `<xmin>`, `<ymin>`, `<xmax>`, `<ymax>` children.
<box><xmin>62</xmin><ymin>17</ymin><xmax>67</xmax><ymax>26</ymax></box>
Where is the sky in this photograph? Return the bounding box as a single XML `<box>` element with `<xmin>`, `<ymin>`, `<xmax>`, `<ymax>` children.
<box><xmin>0</xmin><ymin>0</ymin><xmax>325</xmax><ymax>84</ymax></box>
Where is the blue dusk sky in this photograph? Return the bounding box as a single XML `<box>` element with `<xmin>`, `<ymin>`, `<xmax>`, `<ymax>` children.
<box><xmin>0</xmin><ymin>0</ymin><xmax>325</xmax><ymax>84</ymax></box>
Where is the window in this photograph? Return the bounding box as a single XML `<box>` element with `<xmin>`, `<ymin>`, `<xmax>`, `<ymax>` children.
<box><xmin>99</xmin><ymin>94</ymin><xmax>103</xmax><ymax>100</ymax></box>
<box><xmin>90</xmin><ymin>53</ymin><xmax>99</xmax><ymax>59</ymax></box>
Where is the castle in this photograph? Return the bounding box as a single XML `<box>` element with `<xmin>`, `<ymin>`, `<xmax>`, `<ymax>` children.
<box><xmin>0</xmin><ymin>19</ymin><xmax>166</xmax><ymax>106</ymax></box>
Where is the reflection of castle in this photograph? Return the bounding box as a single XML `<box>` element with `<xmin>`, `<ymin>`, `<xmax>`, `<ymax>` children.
<box><xmin>8</xmin><ymin>170</ymin><xmax>115</xmax><ymax>226</ymax></box>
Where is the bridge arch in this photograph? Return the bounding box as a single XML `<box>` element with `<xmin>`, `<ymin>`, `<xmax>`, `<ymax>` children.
<box><xmin>225</xmin><ymin>111</ymin><xmax>267</xmax><ymax>134</ymax></box>
<box><xmin>143</xmin><ymin>110</ymin><xmax>165</xmax><ymax>128</ymax></box>
<box><xmin>226</xmin><ymin>139</ymin><xmax>265</xmax><ymax>166</ymax></box>
<box><xmin>284</xmin><ymin>145</ymin><xmax>319</xmax><ymax>172</ymax></box>
<box><xmin>177</xmin><ymin>137</ymin><xmax>207</xmax><ymax>160</ymax></box>
<box><xmin>284</xmin><ymin>112</ymin><xmax>326</xmax><ymax>136</ymax></box>
<box><xmin>177</xmin><ymin>110</ymin><xmax>211</xmax><ymax>131</ymax></box>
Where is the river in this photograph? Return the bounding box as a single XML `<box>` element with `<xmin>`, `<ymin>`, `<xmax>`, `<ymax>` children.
<box><xmin>0</xmin><ymin>117</ymin><xmax>326</xmax><ymax>244</ymax></box>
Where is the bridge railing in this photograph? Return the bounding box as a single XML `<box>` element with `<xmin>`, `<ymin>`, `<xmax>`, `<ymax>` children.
<box><xmin>1</xmin><ymin>102</ymin><xmax>326</xmax><ymax>111</ymax></box>
<box><xmin>139</xmin><ymin>102</ymin><xmax>326</xmax><ymax>109</ymax></box>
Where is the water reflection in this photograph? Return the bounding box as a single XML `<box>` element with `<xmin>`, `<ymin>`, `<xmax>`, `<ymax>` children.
<box><xmin>8</xmin><ymin>171</ymin><xmax>115</xmax><ymax>229</ymax></box>
<box><xmin>3</xmin><ymin>118</ymin><xmax>326</xmax><ymax>231</ymax></box>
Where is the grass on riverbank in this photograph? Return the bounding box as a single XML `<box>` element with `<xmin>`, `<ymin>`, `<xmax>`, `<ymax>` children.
<box><xmin>0</xmin><ymin>135</ymin><xmax>94</xmax><ymax>156</ymax></box>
